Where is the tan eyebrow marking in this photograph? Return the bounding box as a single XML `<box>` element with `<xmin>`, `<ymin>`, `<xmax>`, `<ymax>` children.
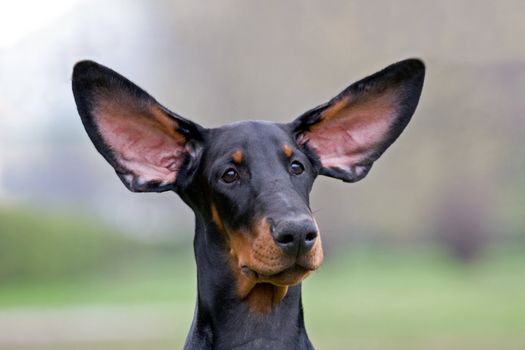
<box><xmin>282</xmin><ymin>144</ymin><xmax>293</xmax><ymax>158</ymax></box>
<box><xmin>211</xmin><ymin>203</ymin><xmax>224</xmax><ymax>232</ymax></box>
<box><xmin>232</xmin><ymin>149</ymin><xmax>243</xmax><ymax>164</ymax></box>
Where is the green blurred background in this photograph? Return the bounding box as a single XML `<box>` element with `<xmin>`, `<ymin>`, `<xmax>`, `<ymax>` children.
<box><xmin>0</xmin><ymin>1</ymin><xmax>524</xmax><ymax>349</ymax></box>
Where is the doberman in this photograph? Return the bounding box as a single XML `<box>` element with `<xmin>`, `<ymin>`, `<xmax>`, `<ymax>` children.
<box><xmin>72</xmin><ymin>58</ymin><xmax>424</xmax><ymax>349</ymax></box>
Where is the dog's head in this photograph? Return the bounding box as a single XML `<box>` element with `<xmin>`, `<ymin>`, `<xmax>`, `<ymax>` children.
<box><xmin>72</xmin><ymin>59</ymin><xmax>424</xmax><ymax>310</ymax></box>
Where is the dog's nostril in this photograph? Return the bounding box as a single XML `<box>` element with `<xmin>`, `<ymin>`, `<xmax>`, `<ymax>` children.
<box><xmin>305</xmin><ymin>231</ymin><xmax>317</xmax><ymax>242</ymax></box>
<box><xmin>276</xmin><ymin>233</ymin><xmax>294</xmax><ymax>245</ymax></box>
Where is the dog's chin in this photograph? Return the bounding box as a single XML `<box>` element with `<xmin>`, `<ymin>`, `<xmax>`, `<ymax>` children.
<box><xmin>243</xmin><ymin>264</ymin><xmax>314</xmax><ymax>287</ymax></box>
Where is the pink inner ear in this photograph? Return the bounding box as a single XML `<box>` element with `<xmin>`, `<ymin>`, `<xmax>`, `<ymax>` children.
<box><xmin>303</xmin><ymin>92</ymin><xmax>398</xmax><ymax>169</ymax></box>
<box><xmin>94</xmin><ymin>99</ymin><xmax>186</xmax><ymax>186</ymax></box>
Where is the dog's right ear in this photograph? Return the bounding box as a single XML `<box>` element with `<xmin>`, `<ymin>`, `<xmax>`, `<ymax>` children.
<box><xmin>72</xmin><ymin>61</ymin><xmax>204</xmax><ymax>192</ymax></box>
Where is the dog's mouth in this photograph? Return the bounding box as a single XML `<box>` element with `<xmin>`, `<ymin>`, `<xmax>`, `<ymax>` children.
<box><xmin>241</xmin><ymin>263</ymin><xmax>314</xmax><ymax>286</ymax></box>
<box><xmin>239</xmin><ymin>238</ymin><xmax>324</xmax><ymax>287</ymax></box>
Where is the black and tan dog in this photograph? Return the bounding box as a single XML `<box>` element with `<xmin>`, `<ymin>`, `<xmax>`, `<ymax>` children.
<box><xmin>72</xmin><ymin>58</ymin><xmax>424</xmax><ymax>349</ymax></box>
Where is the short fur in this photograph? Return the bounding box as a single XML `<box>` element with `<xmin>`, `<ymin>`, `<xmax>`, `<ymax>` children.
<box><xmin>72</xmin><ymin>58</ymin><xmax>425</xmax><ymax>349</ymax></box>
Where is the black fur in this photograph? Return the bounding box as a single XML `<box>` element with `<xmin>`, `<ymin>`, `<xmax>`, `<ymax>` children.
<box><xmin>72</xmin><ymin>59</ymin><xmax>425</xmax><ymax>349</ymax></box>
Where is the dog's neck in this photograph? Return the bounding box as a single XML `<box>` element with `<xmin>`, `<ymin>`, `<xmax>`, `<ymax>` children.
<box><xmin>183</xmin><ymin>216</ymin><xmax>314</xmax><ymax>350</ymax></box>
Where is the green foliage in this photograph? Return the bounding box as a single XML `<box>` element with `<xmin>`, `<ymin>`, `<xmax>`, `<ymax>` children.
<box><xmin>0</xmin><ymin>207</ymin><xmax>152</xmax><ymax>282</ymax></box>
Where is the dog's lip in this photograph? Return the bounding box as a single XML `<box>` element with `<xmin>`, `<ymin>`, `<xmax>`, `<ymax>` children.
<box><xmin>241</xmin><ymin>263</ymin><xmax>314</xmax><ymax>286</ymax></box>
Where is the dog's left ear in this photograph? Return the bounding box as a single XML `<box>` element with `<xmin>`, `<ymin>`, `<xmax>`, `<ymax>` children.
<box><xmin>290</xmin><ymin>59</ymin><xmax>425</xmax><ymax>182</ymax></box>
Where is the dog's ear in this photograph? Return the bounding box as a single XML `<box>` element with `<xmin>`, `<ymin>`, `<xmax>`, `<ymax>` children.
<box><xmin>290</xmin><ymin>59</ymin><xmax>425</xmax><ymax>182</ymax></box>
<box><xmin>72</xmin><ymin>61</ymin><xmax>204</xmax><ymax>192</ymax></box>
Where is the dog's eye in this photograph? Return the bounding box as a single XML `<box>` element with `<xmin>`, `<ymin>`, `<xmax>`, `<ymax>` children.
<box><xmin>221</xmin><ymin>168</ymin><xmax>239</xmax><ymax>183</ymax></box>
<box><xmin>290</xmin><ymin>161</ymin><xmax>304</xmax><ymax>175</ymax></box>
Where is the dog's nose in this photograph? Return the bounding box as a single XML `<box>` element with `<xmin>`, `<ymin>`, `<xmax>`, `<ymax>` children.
<box><xmin>271</xmin><ymin>218</ymin><xmax>318</xmax><ymax>256</ymax></box>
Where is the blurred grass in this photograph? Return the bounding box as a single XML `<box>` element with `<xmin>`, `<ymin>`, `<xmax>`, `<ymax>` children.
<box><xmin>0</xmin><ymin>207</ymin><xmax>154</xmax><ymax>282</ymax></box>
<box><xmin>304</xmin><ymin>246</ymin><xmax>525</xmax><ymax>349</ymax></box>
<box><xmin>0</xmin><ymin>246</ymin><xmax>523</xmax><ymax>349</ymax></box>
<box><xmin>0</xmin><ymin>206</ymin><xmax>194</xmax><ymax>307</ymax></box>
<box><xmin>0</xmin><ymin>207</ymin><xmax>524</xmax><ymax>349</ymax></box>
